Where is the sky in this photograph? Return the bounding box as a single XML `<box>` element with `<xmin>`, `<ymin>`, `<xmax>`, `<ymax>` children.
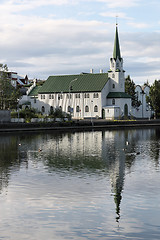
<box><xmin>0</xmin><ymin>0</ymin><xmax>160</xmax><ymax>85</ymax></box>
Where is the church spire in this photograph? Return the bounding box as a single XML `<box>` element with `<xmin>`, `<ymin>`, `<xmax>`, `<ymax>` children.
<box><xmin>113</xmin><ymin>24</ymin><xmax>121</xmax><ymax>59</ymax></box>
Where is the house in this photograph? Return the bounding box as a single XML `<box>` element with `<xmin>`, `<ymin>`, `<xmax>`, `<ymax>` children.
<box><xmin>132</xmin><ymin>85</ymin><xmax>152</xmax><ymax>118</ymax></box>
<box><xmin>20</xmin><ymin>25</ymin><xmax>151</xmax><ymax>120</ymax></box>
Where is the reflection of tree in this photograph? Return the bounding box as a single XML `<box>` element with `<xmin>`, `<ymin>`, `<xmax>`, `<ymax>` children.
<box><xmin>149</xmin><ymin>128</ymin><xmax>160</xmax><ymax>166</ymax></box>
<box><xmin>0</xmin><ymin>135</ymin><xmax>19</xmax><ymax>193</ymax></box>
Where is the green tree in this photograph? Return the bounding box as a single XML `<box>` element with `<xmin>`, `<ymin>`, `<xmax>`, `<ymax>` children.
<box><xmin>146</xmin><ymin>80</ymin><xmax>160</xmax><ymax>118</ymax></box>
<box><xmin>0</xmin><ymin>64</ymin><xmax>20</xmax><ymax>110</ymax></box>
<box><xmin>125</xmin><ymin>75</ymin><xmax>141</xmax><ymax>108</ymax></box>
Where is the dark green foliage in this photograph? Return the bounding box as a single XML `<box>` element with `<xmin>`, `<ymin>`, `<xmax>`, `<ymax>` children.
<box><xmin>0</xmin><ymin>64</ymin><xmax>21</xmax><ymax>110</ymax></box>
<box><xmin>146</xmin><ymin>80</ymin><xmax>160</xmax><ymax>118</ymax></box>
<box><xmin>125</xmin><ymin>75</ymin><xmax>141</xmax><ymax>108</ymax></box>
<box><xmin>11</xmin><ymin>108</ymin><xmax>42</xmax><ymax>122</ymax></box>
<box><xmin>49</xmin><ymin>108</ymin><xmax>70</xmax><ymax>120</ymax></box>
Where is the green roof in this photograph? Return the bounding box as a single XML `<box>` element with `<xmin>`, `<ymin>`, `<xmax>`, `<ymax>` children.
<box><xmin>107</xmin><ymin>92</ymin><xmax>131</xmax><ymax>98</ymax></box>
<box><xmin>113</xmin><ymin>26</ymin><xmax>121</xmax><ymax>59</ymax></box>
<box><xmin>28</xmin><ymin>86</ymin><xmax>42</xmax><ymax>96</ymax></box>
<box><xmin>39</xmin><ymin>73</ymin><xmax>108</xmax><ymax>93</ymax></box>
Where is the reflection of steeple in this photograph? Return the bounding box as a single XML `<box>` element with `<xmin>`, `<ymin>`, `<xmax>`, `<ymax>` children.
<box><xmin>110</xmin><ymin>155</ymin><xmax>125</xmax><ymax>222</ymax></box>
<box><xmin>113</xmin><ymin>175</ymin><xmax>123</xmax><ymax>221</ymax></box>
<box><xmin>102</xmin><ymin>131</ymin><xmax>126</xmax><ymax>222</ymax></box>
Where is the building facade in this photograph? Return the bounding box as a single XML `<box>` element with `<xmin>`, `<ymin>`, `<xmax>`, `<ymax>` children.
<box><xmin>20</xmin><ymin>26</ymin><xmax>151</xmax><ymax>120</ymax></box>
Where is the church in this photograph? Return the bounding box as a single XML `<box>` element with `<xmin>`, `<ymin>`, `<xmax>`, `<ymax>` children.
<box><xmin>21</xmin><ymin>25</ymin><xmax>151</xmax><ymax>120</ymax></box>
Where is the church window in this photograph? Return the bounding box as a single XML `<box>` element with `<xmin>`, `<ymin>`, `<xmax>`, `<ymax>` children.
<box><xmin>112</xmin><ymin>74</ymin><xmax>115</xmax><ymax>78</ymax></box>
<box><xmin>50</xmin><ymin>106</ymin><xmax>53</xmax><ymax>113</ymax></box>
<box><xmin>52</xmin><ymin>95</ymin><xmax>54</xmax><ymax>99</ymax></box>
<box><xmin>34</xmin><ymin>98</ymin><xmax>36</xmax><ymax>104</ymax></box>
<box><xmin>113</xmin><ymin>84</ymin><xmax>115</xmax><ymax>89</ymax></box>
<box><xmin>58</xmin><ymin>94</ymin><xmax>63</xmax><ymax>100</ymax></box>
<box><xmin>85</xmin><ymin>105</ymin><xmax>89</xmax><ymax>112</ymax></box>
<box><xmin>68</xmin><ymin>106</ymin><xmax>71</xmax><ymax>112</ymax></box>
<box><xmin>76</xmin><ymin>106</ymin><xmax>80</xmax><ymax>112</ymax></box>
<box><xmin>84</xmin><ymin>93</ymin><xmax>90</xmax><ymax>98</ymax></box>
<box><xmin>112</xmin><ymin>62</ymin><xmax>114</xmax><ymax>68</ymax></box>
<box><xmin>76</xmin><ymin>93</ymin><xmax>80</xmax><ymax>98</ymax></box>
<box><xmin>42</xmin><ymin>106</ymin><xmax>45</xmax><ymax>113</ymax></box>
<box><xmin>67</xmin><ymin>93</ymin><xmax>72</xmax><ymax>99</ymax></box>
<box><xmin>49</xmin><ymin>94</ymin><xmax>51</xmax><ymax>99</ymax></box>
<box><xmin>93</xmin><ymin>93</ymin><xmax>99</xmax><ymax>98</ymax></box>
<box><xmin>94</xmin><ymin>105</ymin><xmax>98</xmax><ymax>112</ymax></box>
<box><xmin>112</xmin><ymin>99</ymin><xmax>115</xmax><ymax>105</ymax></box>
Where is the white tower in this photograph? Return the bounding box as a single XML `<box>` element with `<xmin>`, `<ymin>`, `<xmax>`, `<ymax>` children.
<box><xmin>108</xmin><ymin>25</ymin><xmax>125</xmax><ymax>92</ymax></box>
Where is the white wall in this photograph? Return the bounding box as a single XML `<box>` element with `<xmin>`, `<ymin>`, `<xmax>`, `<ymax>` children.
<box><xmin>36</xmin><ymin>92</ymin><xmax>102</xmax><ymax>119</ymax></box>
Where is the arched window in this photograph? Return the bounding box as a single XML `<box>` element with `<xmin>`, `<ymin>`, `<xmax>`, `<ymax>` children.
<box><xmin>85</xmin><ymin>105</ymin><xmax>89</xmax><ymax>112</ymax></box>
<box><xmin>76</xmin><ymin>93</ymin><xmax>80</xmax><ymax>98</ymax></box>
<box><xmin>93</xmin><ymin>93</ymin><xmax>99</xmax><ymax>98</ymax></box>
<box><xmin>42</xmin><ymin>106</ymin><xmax>45</xmax><ymax>112</ymax></box>
<box><xmin>50</xmin><ymin>106</ymin><xmax>53</xmax><ymax>112</ymax></box>
<box><xmin>113</xmin><ymin>84</ymin><xmax>115</xmax><ymax>89</ymax></box>
<box><xmin>112</xmin><ymin>74</ymin><xmax>115</xmax><ymax>78</ymax></box>
<box><xmin>94</xmin><ymin>105</ymin><xmax>98</xmax><ymax>112</ymax></box>
<box><xmin>84</xmin><ymin>93</ymin><xmax>90</xmax><ymax>98</ymax></box>
<box><xmin>68</xmin><ymin>106</ymin><xmax>71</xmax><ymax>112</ymax></box>
<box><xmin>76</xmin><ymin>106</ymin><xmax>80</xmax><ymax>112</ymax></box>
<box><xmin>112</xmin><ymin>99</ymin><xmax>115</xmax><ymax>105</ymax></box>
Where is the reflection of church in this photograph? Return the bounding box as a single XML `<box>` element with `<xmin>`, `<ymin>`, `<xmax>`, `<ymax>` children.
<box><xmin>0</xmin><ymin>129</ymin><xmax>157</xmax><ymax>220</ymax></box>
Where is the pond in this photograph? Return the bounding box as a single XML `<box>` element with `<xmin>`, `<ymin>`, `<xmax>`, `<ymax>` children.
<box><xmin>0</xmin><ymin>128</ymin><xmax>160</xmax><ymax>239</ymax></box>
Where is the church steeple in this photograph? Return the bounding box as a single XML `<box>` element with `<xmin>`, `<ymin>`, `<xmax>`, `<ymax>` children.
<box><xmin>108</xmin><ymin>24</ymin><xmax>125</xmax><ymax>92</ymax></box>
<box><xmin>113</xmin><ymin>25</ymin><xmax>121</xmax><ymax>59</ymax></box>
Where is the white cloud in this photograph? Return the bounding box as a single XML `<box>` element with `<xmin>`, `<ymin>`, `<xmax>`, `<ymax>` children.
<box><xmin>0</xmin><ymin>0</ymin><xmax>159</xmax><ymax>84</ymax></box>
<box><xmin>100</xmin><ymin>11</ymin><xmax>133</xmax><ymax>20</ymax></box>
<box><xmin>127</xmin><ymin>21</ymin><xmax>151</xmax><ymax>29</ymax></box>
<box><xmin>94</xmin><ymin>0</ymin><xmax>140</xmax><ymax>8</ymax></box>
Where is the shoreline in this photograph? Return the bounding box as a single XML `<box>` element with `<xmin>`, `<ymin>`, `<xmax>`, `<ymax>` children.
<box><xmin>0</xmin><ymin>119</ymin><xmax>160</xmax><ymax>133</ymax></box>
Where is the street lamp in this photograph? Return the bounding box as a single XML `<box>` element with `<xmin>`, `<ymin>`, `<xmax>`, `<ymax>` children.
<box><xmin>68</xmin><ymin>78</ymin><xmax>78</xmax><ymax>119</ymax></box>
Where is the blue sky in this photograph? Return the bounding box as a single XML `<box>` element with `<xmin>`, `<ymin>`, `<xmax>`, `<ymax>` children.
<box><xmin>0</xmin><ymin>0</ymin><xmax>160</xmax><ymax>84</ymax></box>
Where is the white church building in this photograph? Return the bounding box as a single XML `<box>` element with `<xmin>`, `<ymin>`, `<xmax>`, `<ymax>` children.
<box><xmin>20</xmin><ymin>25</ymin><xmax>151</xmax><ymax>120</ymax></box>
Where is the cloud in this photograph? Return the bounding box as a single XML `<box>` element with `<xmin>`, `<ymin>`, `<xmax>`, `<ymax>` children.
<box><xmin>127</xmin><ymin>22</ymin><xmax>151</xmax><ymax>29</ymax></box>
<box><xmin>94</xmin><ymin>0</ymin><xmax>140</xmax><ymax>8</ymax></box>
<box><xmin>100</xmin><ymin>11</ymin><xmax>133</xmax><ymax>20</ymax></box>
<box><xmin>0</xmin><ymin>0</ymin><xmax>159</xmax><ymax>85</ymax></box>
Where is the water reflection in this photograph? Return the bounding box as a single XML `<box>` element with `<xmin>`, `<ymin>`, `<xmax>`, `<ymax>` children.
<box><xmin>0</xmin><ymin>128</ymin><xmax>160</xmax><ymax>239</ymax></box>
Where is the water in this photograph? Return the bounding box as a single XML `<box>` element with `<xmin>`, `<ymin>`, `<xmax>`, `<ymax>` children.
<box><xmin>0</xmin><ymin>128</ymin><xmax>160</xmax><ymax>239</ymax></box>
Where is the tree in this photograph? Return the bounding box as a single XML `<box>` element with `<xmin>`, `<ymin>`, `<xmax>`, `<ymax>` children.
<box><xmin>146</xmin><ymin>80</ymin><xmax>160</xmax><ymax>118</ymax></box>
<box><xmin>125</xmin><ymin>75</ymin><xmax>141</xmax><ymax>108</ymax></box>
<box><xmin>0</xmin><ymin>64</ymin><xmax>20</xmax><ymax>110</ymax></box>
